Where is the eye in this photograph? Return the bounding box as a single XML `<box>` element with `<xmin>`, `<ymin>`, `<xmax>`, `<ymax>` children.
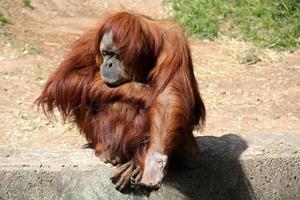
<box><xmin>114</xmin><ymin>54</ymin><xmax>121</xmax><ymax>60</ymax></box>
<box><xmin>101</xmin><ymin>51</ymin><xmax>109</xmax><ymax>56</ymax></box>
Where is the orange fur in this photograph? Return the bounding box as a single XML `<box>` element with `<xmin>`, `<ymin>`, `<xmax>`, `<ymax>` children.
<box><xmin>36</xmin><ymin>12</ymin><xmax>205</xmax><ymax>169</ymax></box>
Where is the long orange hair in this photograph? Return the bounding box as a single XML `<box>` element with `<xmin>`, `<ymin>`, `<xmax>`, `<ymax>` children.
<box><xmin>36</xmin><ymin>11</ymin><xmax>205</xmax><ymax>168</ymax></box>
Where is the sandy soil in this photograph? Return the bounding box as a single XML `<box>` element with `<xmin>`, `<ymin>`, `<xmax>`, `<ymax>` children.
<box><xmin>0</xmin><ymin>0</ymin><xmax>299</xmax><ymax>149</ymax></box>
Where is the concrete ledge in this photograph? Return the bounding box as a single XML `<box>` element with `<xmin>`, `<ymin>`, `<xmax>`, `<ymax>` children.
<box><xmin>0</xmin><ymin>133</ymin><xmax>299</xmax><ymax>200</ymax></box>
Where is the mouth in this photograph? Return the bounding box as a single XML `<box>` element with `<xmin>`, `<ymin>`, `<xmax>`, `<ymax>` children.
<box><xmin>102</xmin><ymin>78</ymin><xmax>128</xmax><ymax>87</ymax></box>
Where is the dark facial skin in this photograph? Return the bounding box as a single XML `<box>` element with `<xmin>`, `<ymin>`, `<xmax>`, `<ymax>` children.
<box><xmin>100</xmin><ymin>31</ymin><xmax>130</xmax><ymax>86</ymax></box>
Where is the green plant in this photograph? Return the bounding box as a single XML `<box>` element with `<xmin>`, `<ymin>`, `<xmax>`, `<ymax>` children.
<box><xmin>166</xmin><ymin>0</ymin><xmax>300</xmax><ymax>50</ymax></box>
<box><xmin>22</xmin><ymin>0</ymin><xmax>33</xmax><ymax>8</ymax></box>
<box><xmin>34</xmin><ymin>74</ymin><xmax>44</xmax><ymax>87</ymax></box>
<box><xmin>0</xmin><ymin>12</ymin><xmax>8</xmax><ymax>25</ymax></box>
<box><xmin>239</xmin><ymin>48</ymin><xmax>261</xmax><ymax>65</ymax></box>
<box><xmin>20</xmin><ymin>43</ymin><xmax>43</xmax><ymax>55</ymax></box>
<box><xmin>166</xmin><ymin>0</ymin><xmax>226</xmax><ymax>39</ymax></box>
<box><xmin>0</xmin><ymin>28</ymin><xmax>12</xmax><ymax>41</ymax></box>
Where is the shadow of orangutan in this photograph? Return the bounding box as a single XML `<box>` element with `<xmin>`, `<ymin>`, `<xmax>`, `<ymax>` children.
<box><xmin>165</xmin><ymin>134</ymin><xmax>257</xmax><ymax>200</ymax></box>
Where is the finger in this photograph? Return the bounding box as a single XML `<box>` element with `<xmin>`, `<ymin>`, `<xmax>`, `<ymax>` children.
<box><xmin>130</xmin><ymin>171</ymin><xmax>143</xmax><ymax>186</ymax></box>
<box><xmin>131</xmin><ymin>165</ymin><xmax>140</xmax><ymax>177</ymax></box>
<box><xmin>115</xmin><ymin>163</ymin><xmax>134</xmax><ymax>190</ymax></box>
<box><xmin>111</xmin><ymin>161</ymin><xmax>132</xmax><ymax>183</ymax></box>
<box><xmin>129</xmin><ymin>166</ymin><xmax>140</xmax><ymax>186</ymax></box>
<box><xmin>118</xmin><ymin>175</ymin><xmax>131</xmax><ymax>191</ymax></box>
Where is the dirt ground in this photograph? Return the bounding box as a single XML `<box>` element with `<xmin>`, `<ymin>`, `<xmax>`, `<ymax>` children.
<box><xmin>0</xmin><ymin>0</ymin><xmax>299</xmax><ymax>149</ymax></box>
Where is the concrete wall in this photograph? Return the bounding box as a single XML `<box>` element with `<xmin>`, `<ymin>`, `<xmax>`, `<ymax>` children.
<box><xmin>0</xmin><ymin>133</ymin><xmax>299</xmax><ymax>200</ymax></box>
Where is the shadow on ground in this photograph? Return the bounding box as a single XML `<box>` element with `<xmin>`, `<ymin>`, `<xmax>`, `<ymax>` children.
<box><xmin>166</xmin><ymin>134</ymin><xmax>257</xmax><ymax>200</ymax></box>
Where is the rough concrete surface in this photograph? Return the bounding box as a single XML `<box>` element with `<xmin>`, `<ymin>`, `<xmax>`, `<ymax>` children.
<box><xmin>0</xmin><ymin>133</ymin><xmax>299</xmax><ymax>200</ymax></box>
